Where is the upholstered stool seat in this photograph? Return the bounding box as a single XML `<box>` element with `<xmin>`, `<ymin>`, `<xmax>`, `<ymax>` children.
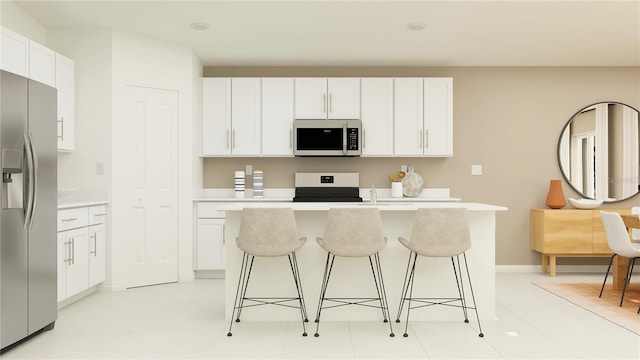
<box><xmin>395</xmin><ymin>208</ymin><xmax>484</xmax><ymax>338</ymax></box>
<box><xmin>227</xmin><ymin>208</ymin><xmax>308</xmax><ymax>337</ymax></box>
<box><xmin>313</xmin><ymin>207</ymin><xmax>394</xmax><ymax>337</ymax></box>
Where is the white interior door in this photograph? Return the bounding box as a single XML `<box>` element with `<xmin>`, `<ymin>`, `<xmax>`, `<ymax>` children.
<box><xmin>124</xmin><ymin>86</ymin><xmax>178</xmax><ymax>288</ymax></box>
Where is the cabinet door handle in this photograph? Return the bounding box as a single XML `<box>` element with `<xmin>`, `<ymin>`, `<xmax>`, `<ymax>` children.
<box><xmin>57</xmin><ymin>117</ymin><xmax>64</xmax><ymax>141</ymax></box>
<box><xmin>289</xmin><ymin>129</ymin><xmax>293</xmax><ymax>149</ymax></box>
<box><xmin>329</xmin><ymin>93</ymin><xmax>332</xmax><ymax>113</ymax></box>
<box><xmin>323</xmin><ymin>93</ymin><xmax>327</xmax><ymax>113</ymax></box>
<box><xmin>424</xmin><ymin>129</ymin><xmax>429</xmax><ymax>149</ymax></box>
<box><xmin>232</xmin><ymin>129</ymin><xmax>236</xmax><ymax>149</ymax></box>
<box><xmin>62</xmin><ymin>217</ymin><xmax>78</xmax><ymax>222</ymax></box>
<box><xmin>90</xmin><ymin>234</ymin><xmax>97</xmax><ymax>256</ymax></box>
<box><xmin>70</xmin><ymin>238</ymin><xmax>75</xmax><ymax>265</ymax></box>
<box><xmin>362</xmin><ymin>129</ymin><xmax>366</xmax><ymax>149</ymax></box>
<box><xmin>226</xmin><ymin>130</ymin><xmax>230</xmax><ymax>149</ymax></box>
<box><xmin>64</xmin><ymin>240</ymin><xmax>72</xmax><ymax>264</ymax></box>
<box><xmin>222</xmin><ymin>224</ymin><xmax>226</xmax><ymax>245</ymax></box>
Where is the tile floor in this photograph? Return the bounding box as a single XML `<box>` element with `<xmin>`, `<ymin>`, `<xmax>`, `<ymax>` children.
<box><xmin>2</xmin><ymin>272</ymin><xmax>639</xmax><ymax>359</ymax></box>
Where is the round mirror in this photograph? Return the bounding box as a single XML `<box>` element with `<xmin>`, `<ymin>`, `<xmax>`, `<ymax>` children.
<box><xmin>558</xmin><ymin>102</ymin><xmax>639</xmax><ymax>202</ymax></box>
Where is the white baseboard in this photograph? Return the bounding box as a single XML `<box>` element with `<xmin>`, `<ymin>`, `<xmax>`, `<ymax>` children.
<box><xmin>496</xmin><ymin>265</ymin><xmax>609</xmax><ymax>273</ymax></box>
<box><xmin>194</xmin><ymin>270</ymin><xmax>225</xmax><ymax>279</ymax></box>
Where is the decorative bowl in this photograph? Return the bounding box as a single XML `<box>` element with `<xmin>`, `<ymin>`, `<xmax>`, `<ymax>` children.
<box><xmin>568</xmin><ymin>198</ymin><xmax>603</xmax><ymax>210</ymax></box>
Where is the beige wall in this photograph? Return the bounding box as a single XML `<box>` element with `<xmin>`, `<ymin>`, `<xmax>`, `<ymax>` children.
<box><xmin>201</xmin><ymin>66</ymin><xmax>640</xmax><ymax>266</ymax></box>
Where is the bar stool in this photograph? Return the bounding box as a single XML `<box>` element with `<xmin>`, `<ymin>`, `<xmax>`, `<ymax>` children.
<box><xmin>314</xmin><ymin>207</ymin><xmax>394</xmax><ymax>337</ymax></box>
<box><xmin>395</xmin><ymin>208</ymin><xmax>483</xmax><ymax>338</ymax></box>
<box><xmin>227</xmin><ymin>207</ymin><xmax>309</xmax><ymax>336</ymax></box>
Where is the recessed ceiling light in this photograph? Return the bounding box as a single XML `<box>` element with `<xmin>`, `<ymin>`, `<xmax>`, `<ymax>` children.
<box><xmin>190</xmin><ymin>22</ymin><xmax>210</xmax><ymax>31</ymax></box>
<box><xmin>406</xmin><ymin>23</ymin><xmax>426</xmax><ymax>31</ymax></box>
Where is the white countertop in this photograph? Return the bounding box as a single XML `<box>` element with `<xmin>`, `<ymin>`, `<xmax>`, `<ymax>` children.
<box><xmin>193</xmin><ymin>188</ymin><xmax>461</xmax><ymax>203</ymax></box>
<box><xmin>217</xmin><ymin>202</ymin><xmax>507</xmax><ymax>212</ymax></box>
<box><xmin>57</xmin><ymin>190</ymin><xmax>110</xmax><ymax>210</ymax></box>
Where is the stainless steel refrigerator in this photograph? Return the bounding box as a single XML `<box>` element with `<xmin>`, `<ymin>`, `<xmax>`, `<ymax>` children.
<box><xmin>0</xmin><ymin>70</ymin><xmax>57</xmax><ymax>350</ymax></box>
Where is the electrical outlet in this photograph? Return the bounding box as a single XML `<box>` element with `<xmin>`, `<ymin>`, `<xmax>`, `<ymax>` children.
<box><xmin>96</xmin><ymin>162</ymin><xmax>104</xmax><ymax>175</ymax></box>
<box><xmin>471</xmin><ymin>165</ymin><xmax>483</xmax><ymax>176</ymax></box>
<box><xmin>245</xmin><ymin>165</ymin><xmax>252</xmax><ymax>176</ymax></box>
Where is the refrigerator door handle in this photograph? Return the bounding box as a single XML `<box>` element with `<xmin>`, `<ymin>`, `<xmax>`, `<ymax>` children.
<box><xmin>27</xmin><ymin>133</ymin><xmax>38</xmax><ymax>228</ymax></box>
<box><xmin>23</xmin><ymin>134</ymin><xmax>34</xmax><ymax>228</ymax></box>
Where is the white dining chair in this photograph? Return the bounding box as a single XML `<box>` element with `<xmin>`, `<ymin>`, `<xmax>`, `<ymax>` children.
<box><xmin>631</xmin><ymin>207</ymin><xmax>640</xmax><ymax>243</ymax></box>
<box><xmin>598</xmin><ymin>211</ymin><xmax>640</xmax><ymax>306</ymax></box>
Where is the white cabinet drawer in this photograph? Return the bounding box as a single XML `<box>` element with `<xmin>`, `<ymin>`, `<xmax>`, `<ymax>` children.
<box><xmin>58</xmin><ymin>208</ymin><xmax>89</xmax><ymax>232</ymax></box>
<box><xmin>89</xmin><ymin>205</ymin><xmax>107</xmax><ymax>225</ymax></box>
<box><xmin>197</xmin><ymin>203</ymin><xmax>226</xmax><ymax>218</ymax></box>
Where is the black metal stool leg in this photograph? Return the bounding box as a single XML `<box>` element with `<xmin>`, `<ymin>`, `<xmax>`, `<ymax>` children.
<box><xmin>228</xmin><ymin>253</ymin><xmax>250</xmax><ymax>336</ymax></box>
<box><xmin>403</xmin><ymin>253</ymin><xmax>418</xmax><ymax>337</ymax></box>
<box><xmin>599</xmin><ymin>254</ymin><xmax>616</xmax><ymax>297</ymax></box>
<box><xmin>292</xmin><ymin>252</ymin><xmax>309</xmax><ymax>322</ymax></box>
<box><xmin>620</xmin><ymin>257</ymin><xmax>636</xmax><ymax>306</ymax></box>
<box><xmin>373</xmin><ymin>253</ymin><xmax>394</xmax><ymax>337</ymax></box>
<box><xmin>396</xmin><ymin>251</ymin><xmax>415</xmax><ymax>323</ymax></box>
<box><xmin>288</xmin><ymin>253</ymin><xmax>308</xmax><ymax>336</ymax></box>
<box><xmin>452</xmin><ymin>256</ymin><xmax>469</xmax><ymax>322</ymax></box>
<box><xmin>314</xmin><ymin>253</ymin><xmax>335</xmax><ymax>337</ymax></box>
<box><xmin>369</xmin><ymin>255</ymin><xmax>388</xmax><ymax>323</ymax></box>
<box><xmin>235</xmin><ymin>255</ymin><xmax>255</xmax><ymax>321</ymax></box>
<box><xmin>462</xmin><ymin>253</ymin><xmax>483</xmax><ymax>337</ymax></box>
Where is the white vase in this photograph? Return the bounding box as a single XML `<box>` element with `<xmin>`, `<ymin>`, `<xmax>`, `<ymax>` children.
<box><xmin>391</xmin><ymin>182</ymin><xmax>403</xmax><ymax>198</ymax></box>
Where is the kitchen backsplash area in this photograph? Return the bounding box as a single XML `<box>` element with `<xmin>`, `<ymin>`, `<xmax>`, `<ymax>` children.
<box><xmin>202</xmin><ymin>157</ymin><xmax>452</xmax><ymax>190</ymax></box>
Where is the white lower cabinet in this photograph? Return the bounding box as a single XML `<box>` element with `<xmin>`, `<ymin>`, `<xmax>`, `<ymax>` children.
<box><xmin>57</xmin><ymin>205</ymin><xmax>107</xmax><ymax>303</ymax></box>
<box><xmin>58</xmin><ymin>227</ymin><xmax>89</xmax><ymax>300</ymax></box>
<box><xmin>195</xmin><ymin>203</ymin><xmax>226</xmax><ymax>272</ymax></box>
<box><xmin>88</xmin><ymin>223</ymin><xmax>106</xmax><ymax>287</ymax></box>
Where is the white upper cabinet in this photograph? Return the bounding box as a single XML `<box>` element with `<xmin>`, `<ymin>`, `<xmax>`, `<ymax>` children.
<box><xmin>56</xmin><ymin>53</ymin><xmax>75</xmax><ymax>152</ymax></box>
<box><xmin>394</xmin><ymin>78</ymin><xmax>424</xmax><ymax>156</ymax></box>
<box><xmin>262</xmin><ymin>78</ymin><xmax>294</xmax><ymax>156</ymax></box>
<box><xmin>394</xmin><ymin>77</ymin><xmax>453</xmax><ymax>157</ymax></box>
<box><xmin>201</xmin><ymin>78</ymin><xmax>232</xmax><ymax>156</ymax></box>
<box><xmin>1</xmin><ymin>27</ymin><xmax>29</xmax><ymax>77</ymax></box>
<box><xmin>201</xmin><ymin>78</ymin><xmax>261</xmax><ymax>156</ymax></box>
<box><xmin>423</xmin><ymin>77</ymin><xmax>453</xmax><ymax>156</ymax></box>
<box><xmin>295</xmin><ymin>78</ymin><xmax>360</xmax><ymax>119</ymax></box>
<box><xmin>231</xmin><ymin>78</ymin><xmax>261</xmax><ymax>155</ymax></box>
<box><xmin>1</xmin><ymin>27</ymin><xmax>76</xmax><ymax>152</ymax></box>
<box><xmin>361</xmin><ymin>78</ymin><xmax>394</xmax><ymax>156</ymax></box>
<box><xmin>28</xmin><ymin>41</ymin><xmax>55</xmax><ymax>87</ymax></box>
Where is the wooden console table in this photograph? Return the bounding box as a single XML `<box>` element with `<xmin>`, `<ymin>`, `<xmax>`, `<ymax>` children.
<box><xmin>530</xmin><ymin>208</ymin><xmax>631</xmax><ymax>280</ymax></box>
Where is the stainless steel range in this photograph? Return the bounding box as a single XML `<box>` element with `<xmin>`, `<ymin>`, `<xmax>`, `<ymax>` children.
<box><xmin>293</xmin><ymin>173</ymin><xmax>362</xmax><ymax>202</ymax></box>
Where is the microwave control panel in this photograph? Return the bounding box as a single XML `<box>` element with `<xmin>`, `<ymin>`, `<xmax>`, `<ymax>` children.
<box><xmin>347</xmin><ymin>128</ymin><xmax>359</xmax><ymax>150</ymax></box>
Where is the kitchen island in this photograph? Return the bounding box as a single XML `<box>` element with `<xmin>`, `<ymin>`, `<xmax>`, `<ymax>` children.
<box><xmin>219</xmin><ymin>202</ymin><xmax>507</xmax><ymax>321</ymax></box>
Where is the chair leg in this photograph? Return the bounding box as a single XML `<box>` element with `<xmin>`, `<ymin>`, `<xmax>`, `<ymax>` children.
<box><xmin>396</xmin><ymin>251</ymin><xmax>415</xmax><ymax>323</ymax></box>
<box><xmin>403</xmin><ymin>253</ymin><xmax>418</xmax><ymax>338</ymax></box>
<box><xmin>235</xmin><ymin>255</ymin><xmax>255</xmax><ymax>321</ymax></box>
<box><xmin>314</xmin><ymin>253</ymin><xmax>336</xmax><ymax>337</ymax></box>
<box><xmin>369</xmin><ymin>255</ymin><xmax>388</xmax><ymax>323</ymax></box>
<box><xmin>288</xmin><ymin>253</ymin><xmax>308</xmax><ymax>337</ymax></box>
<box><xmin>370</xmin><ymin>253</ymin><xmax>394</xmax><ymax>337</ymax></box>
<box><xmin>451</xmin><ymin>256</ymin><xmax>469</xmax><ymax>322</ymax></box>
<box><xmin>620</xmin><ymin>257</ymin><xmax>636</xmax><ymax>306</ymax></box>
<box><xmin>462</xmin><ymin>253</ymin><xmax>484</xmax><ymax>338</ymax></box>
<box><xmin>599</xmin><ymin>254</ymin><xmax>616</xmax><ymax>297</ymax></box>
<box><xmin>227</xmin><ymin>253</ymin><xmax>252</xmax><ymax>336</ymax></box>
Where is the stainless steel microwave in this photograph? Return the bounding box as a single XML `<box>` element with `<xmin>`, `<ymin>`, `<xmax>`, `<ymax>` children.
<box><xmin>293</xmin><ymin>119</ymin><xmax>362</xmax><ymax>157</ymax></box>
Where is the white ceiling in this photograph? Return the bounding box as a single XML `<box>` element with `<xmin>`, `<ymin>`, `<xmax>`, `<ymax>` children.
<box><xmin>13</xmin><ymin>0</ymin><xmax>640</xmax><ymax>67</ymax></box>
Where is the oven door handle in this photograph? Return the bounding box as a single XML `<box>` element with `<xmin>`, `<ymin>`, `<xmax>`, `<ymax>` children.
<box><xmin>342</xmin><ymin>124</ymin><xmax>347</xmax><ymax>155</ymax></box>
